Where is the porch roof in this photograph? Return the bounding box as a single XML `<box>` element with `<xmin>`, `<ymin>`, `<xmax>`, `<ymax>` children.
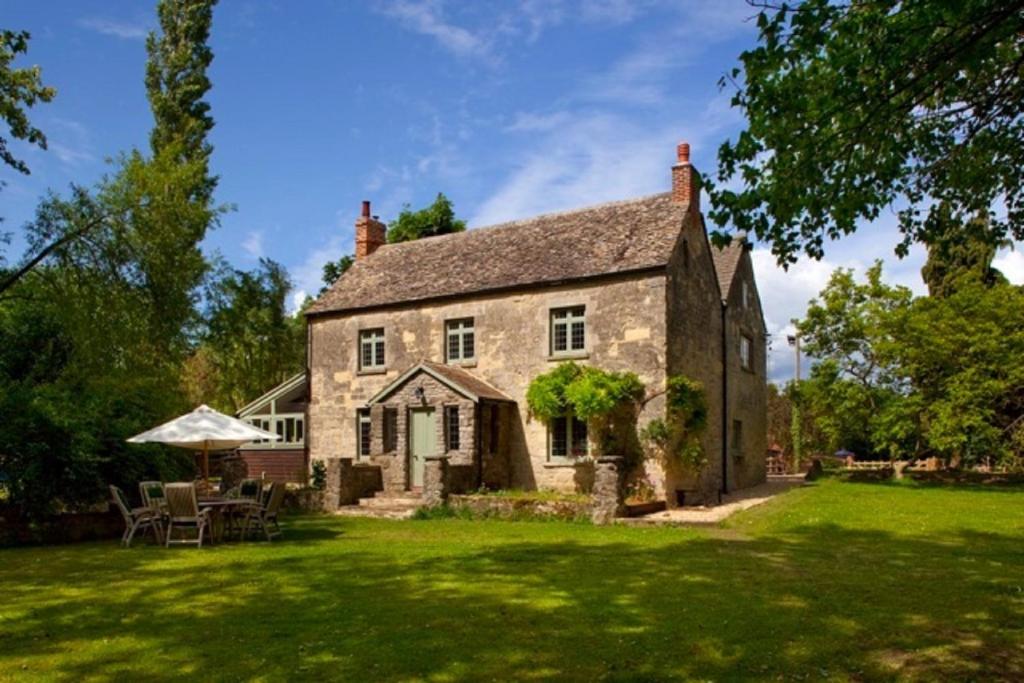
<box><xmin>366</xmin><ymin>361</ymin><xmax>515</xmax><ymax>405</ymax></box>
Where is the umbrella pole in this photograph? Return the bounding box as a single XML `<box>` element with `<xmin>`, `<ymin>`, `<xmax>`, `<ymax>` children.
<box><xmin>203</xmin><ymin>444</ymin><xmax>209</xmax><ymax>488</ymax></box>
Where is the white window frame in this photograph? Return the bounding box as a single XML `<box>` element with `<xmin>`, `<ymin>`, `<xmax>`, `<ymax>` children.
<box><xmin>550</xmin><ymin>306</ymin><xmax>586</xmax><ymax>356</ymax></box>
<box><xmin>357</xmin><ymin>409</ymin><xmax>372</xmax><ymax>459</ymax></box>
<box><xmin>444</xmin><ymin>405</ymin><xmax>460</xmax><ymax>451</ymax></box>
<box><xmin>446</xmin><ymin>318</ymin><xmax>475</xmax><ymax>363</ymax></box>
<box><xmin>359</xmin><ymin>329</ymin><xmax>386</xmax><ymax>371</ymax></box>
<box><xmin>548</xmin><ymin>413</ymin><xmax>589</xmax><ymax>462</ymax></box>
<box><xmin>245</xmin><ymin>414</ymin><xmax>304</xmax><ymax>449</ymax></box>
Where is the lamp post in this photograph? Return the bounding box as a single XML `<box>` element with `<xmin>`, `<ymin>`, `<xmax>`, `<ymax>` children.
<box><xmin>787</xmin><ymin>331</ymin><xmax>803</xmax><ymax>471</ymax></box>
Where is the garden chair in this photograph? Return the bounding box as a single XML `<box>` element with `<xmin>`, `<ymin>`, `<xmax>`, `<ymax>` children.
<box><xmin>242</xmin><ymin>481</ymin><xmax>285</xmax><ymax>541</ymax></box>
<box><xmin>164</xmin><ymin>483</ymin><xmax>211</xmax><ymax>548</ymax></box>
<box><xmin>110</xmin><ymin>485</ymin><xmax>163</xmax><ymax>548</ymax></box>
<box><xmin>139</xmin><ymin>481</ymin><xmax>167</xmax><ymax>513</ymax></box>
<box><xmin>238</xmin><ymin>478</ymin><xmax>263</xmax><ymax>502</ymax></box>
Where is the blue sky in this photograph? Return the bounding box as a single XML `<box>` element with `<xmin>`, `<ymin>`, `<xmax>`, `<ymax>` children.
<box><xmin>4</xmin><ymin>0</ymin><xmax>1022</xmax><ymax>383</ymax></box>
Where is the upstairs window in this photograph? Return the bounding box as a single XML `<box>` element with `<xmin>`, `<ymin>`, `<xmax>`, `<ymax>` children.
<box><xmin>549</xmin><ymin>414</ymin><xmax>588</xmax><ymax>460</ymax></box>
<box><xmin>446</xmin><ymin>318</ymin><xmax>475</xmax><ymax>363</ymax></box>
<box><xmin>551</xmin><ymin>306</ymin><xmax>586</xmax><ymax>355</ymax></box>
<box><xmin>740</xmin><ymin>334</ymin><xmax>753</xmax><ymax>371</ymax></box>
<box><xmin>357</xmin><ymin>409</ymin><xmax>371</xmax><ymax>459</ymax></box>
<box><xmin>742</xmin><ymin>280</ymin><xmax>751</xmax><ymax>310</ymax></box>
<box><xmin>359</xmin><ymin>329</ymin><xmax>385</xmax><ymax>370</ymax></box>
<box><xmin>445</xmin><ymin>406</ymin><xmax>460</xmax><ymax>451</ymax></box>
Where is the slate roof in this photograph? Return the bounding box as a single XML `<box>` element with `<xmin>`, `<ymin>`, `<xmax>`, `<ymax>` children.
<box><xmin>367</xmin><ymin>361</ymin><xmax>515</xmax><ymax>404</ymax></box>
<box><xmin>307</xmin><ymin>192</ymin><xmax>689</xmax><ymax>315</ymax></box>
<box><xmin>709</xmin><ymin>237</ymin><xmax>746</xmax><ymax>302</ymax></box>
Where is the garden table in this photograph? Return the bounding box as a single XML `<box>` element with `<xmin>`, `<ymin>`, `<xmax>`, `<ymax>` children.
<box><xmin>198</xmin><ymin>498</ymin><xmax>252</xmax><ymax>543</ymax></box>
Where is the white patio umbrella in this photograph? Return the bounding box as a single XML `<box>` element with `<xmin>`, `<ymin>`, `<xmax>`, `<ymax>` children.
<box><xmin>127</xmin><ymin>404</ymin><xmax>280</xmax><ymax>485</ymax></box>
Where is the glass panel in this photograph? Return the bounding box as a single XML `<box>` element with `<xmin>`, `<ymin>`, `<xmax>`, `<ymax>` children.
<box><xmin>553</xmin><ymin>323</ymin><xmax>567</xmax><ymax>352</ymax></box>
<box><xmin>446</xmin><ymin>407</ymin><xmax>460</xmax><ymax>451</ymax></box>
<box><xmin>570</xmin><ymin>321</ymin><xmax>585</xmax><ymax>350</ymax></box>
<box><xmin>551</xmin><ymin>417</ymin><xmax>567</xmax><ymax>458</ymax></box>
<box><xmin>571</xmin><ymin>417</ymin><xmax>589</xmax><ymax>457</ymax></box>
<box><xmin>448</xmin><ymin>333</ymin><xmax>460</xmax><ymax>361</ymax></box>
<box><xmin>296</xmin><ymin>418</ymin><xmax>304</xmax><ymax>442</ymax></box>
<box><xmin>375</xmin><ymin>340</ymin><xmax>385</xmax><ymax>366</ymax></box>
<box><xmin>463</xmin><ymin>331</ymin><xmax>475</xmax><ymax>359</ymax></box>
<box><xmin>358</xmin><ymin>410</ymin><xmax>371</xmax><ymax>457</ymax></box>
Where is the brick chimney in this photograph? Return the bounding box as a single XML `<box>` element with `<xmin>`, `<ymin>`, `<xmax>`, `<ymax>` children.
<box><xmin>671</xmin><ymin>141</ymin><xmax>700</xmax><ymax>209</ymax></box>
<box><xmin>355</xmin><ymin>200</ymin><xmax>386</xmax><ymax>260</ymax></box>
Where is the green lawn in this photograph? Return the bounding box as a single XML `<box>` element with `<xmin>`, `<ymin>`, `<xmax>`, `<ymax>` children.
<box><xmin>1</xmin><ymin>479</ymin><xmax>1023</xmax><ymax>682</ymax></box>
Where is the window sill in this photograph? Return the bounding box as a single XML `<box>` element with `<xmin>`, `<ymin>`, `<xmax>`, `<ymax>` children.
<box><xmin>543</xmin><ymin>459</ymin><xmax>588</xmax><ymax>468</ymax></box>
<box><xmin>547</xmin><ymin>352</ymin><xmax>589</xmax><ymax>362</ymax></box>
<box><xmin>357</xmin><ymin>367</ymin><xmax>387</xmax><ymax>376</ymax></box>
<box><xmin>447</xmin><ymin>360</ymin><xmax>478</xmax><ymax>369</ymax></box>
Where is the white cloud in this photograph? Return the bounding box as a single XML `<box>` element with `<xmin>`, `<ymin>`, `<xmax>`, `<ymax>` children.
<box><xmin>504</xmin><ymin>111</ymin><xmax>573</xmax><ymax>133</ymax></box>
<box><xmin>994</xmin><ymin>248</ymin><xmax>1024</xmax><ymax>285</ymax></box>
<box><xmin>289</xmin><ymin>234</ymin><xmax>352</xmax><ymax>313</ymax></box>
<box><xmin>242</xmin><ymin>231</ymin><xmax>264</xmax><ymax>259</ymax></box>
<box><xmin>379</xmin><ymin>0</ymin><xmax>491</xmax><ymax>60</ymax></box>
<box><xmin>78</xmin><ymin>18</ymin><xmax>148</xmax><ymax>40</ymax></box>
<box><xmin>48</xmin><ymin>142</ymin><xmax>94</xmax><ymax>166</ymax></box>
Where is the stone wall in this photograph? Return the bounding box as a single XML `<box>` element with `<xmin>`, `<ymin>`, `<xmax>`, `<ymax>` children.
<box><xmin>322</xmin><ymin>458</ymin><xmax>383</xmax><ymax>511</ymax></box>
<box><xmin>664</xmin><ymin>213</ymin><xmax>726</xmax><ymax>505</ymax></box>
<box><xmin>368</xmin><ymin>371</ymin><xmax>478</xmax><ymax>492</ymax></box>
<box><xmin>308</xmin><ymin>273</ymin><xmax>669</xmax><ymax>493</ymax></box>
<box><xmin>722</xmin><ymin>251</ymin><xmax>768</xmax><ymax>491</ymax></box>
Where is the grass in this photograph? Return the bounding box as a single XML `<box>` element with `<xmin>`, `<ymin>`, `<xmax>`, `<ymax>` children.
<box><xmin>1</xmin><ymin>478</ymin><xmax>1022</xmax><ymax>681</ymax></box>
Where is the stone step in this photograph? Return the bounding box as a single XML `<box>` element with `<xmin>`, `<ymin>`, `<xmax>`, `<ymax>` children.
<box><xmin>372</xmin><ymin>490</ymin><xmax>423</xmax><ymax>501</ymax></box>
<box><xmin>358</xmin><ymin>495</ymin><xmax>422</xmax><ymax>510</ymax></box>
<box><xmin>335</xmin><ymin>506</ymin><xmax>417</xmax><ymax>520</ymax></box>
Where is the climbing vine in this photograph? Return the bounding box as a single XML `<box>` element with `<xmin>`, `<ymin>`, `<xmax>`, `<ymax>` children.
<box><xmin>641</xmin><ymin>375</ymin><xmax>708</xmax><ymax>470</ymax></box>
<box><xmin>526</xmin><ymin>362</ymin><xmax>644</xmax><ymax>456</ymax></box>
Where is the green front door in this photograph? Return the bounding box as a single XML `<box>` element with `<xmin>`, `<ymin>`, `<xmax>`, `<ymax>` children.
<box><xmin>409</xmin><ymin>408</ymin><xmax>436</xmax><ymax>488</ymax></box>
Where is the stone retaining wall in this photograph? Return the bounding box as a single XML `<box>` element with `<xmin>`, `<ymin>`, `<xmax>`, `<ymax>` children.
<box><xmin>322</xmin><ymin>458</ymin><xmax>383</xmax><ymax>511</ymax></box>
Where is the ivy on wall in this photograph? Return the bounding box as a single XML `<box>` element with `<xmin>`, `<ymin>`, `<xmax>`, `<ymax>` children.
<box><xmin>641</xmin><ymin>375</ymin><xmax>708</xmax><ymax>470</ymax></box>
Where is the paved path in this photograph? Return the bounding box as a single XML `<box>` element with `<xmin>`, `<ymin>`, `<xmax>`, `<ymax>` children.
<box><xmin>617</xmin><ymin>475</ymin><xmax>806</xmax><ymax>527</ymax></box>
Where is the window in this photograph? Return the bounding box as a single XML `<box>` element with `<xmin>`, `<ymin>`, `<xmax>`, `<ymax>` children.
<box><xmin>732</xmin><ymin>420</ymin><xmax>744</xmax><ymax>459</ymax></box>
<box><xmin>742</xmin><ymin>280</ymin><xmax>751</xmax><ymax>310</ymax></box>
<box><xmin>445</xmin><ymin>406</ymin><xmax>460</xmax><ymax>451</ymax></box>
<box><xmin>549</xmin><ymin>414</ymin><xmax>588</xmax><ymax>460</ymax></box>
<box><xmin>247</xmin><ymin>415</ymin><xmax>304</xmax><ymax>446</ymax></box>
<box><xmin>740</xmin><ymin>334</ymin><xmax>753</xmax><ymax>371</ymax></box>
<box><xmin>383</xmin><ymin>408</ymin><xmax>398</xmax><ymax>452</ymax></box>
<box><xmin>446</xmin><ymin>318</ymin><xmax>475</xmax><ymax>363</ymax></box>
<box><xmin>357</xmin><ymin>409</ymin><xmax>371</xmax><ymax>459</ymax></box>
<box><xmin>551</xmin><ymin>306</ymin><xmax>586</xmax><ymax>355</ymax></box>
<box><xmin>359</xmin><ymin>329</ymin><xmax>385</xmax><ymax>370</ymax></box>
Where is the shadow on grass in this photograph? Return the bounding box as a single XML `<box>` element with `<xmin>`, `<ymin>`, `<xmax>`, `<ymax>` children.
<box><xmin>1</xmin><ymin>516</ymin><xmax>1023</xmax><ymax>681</ymax></box>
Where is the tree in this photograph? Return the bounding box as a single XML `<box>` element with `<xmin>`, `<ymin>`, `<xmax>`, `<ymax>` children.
<box><xmin>387</xmin><ymin>193</ymin><xmax>466</xmax><ymax>244</ymax></box>
<box><xmin>921</xmin><ymin>204</ymin><xmax>1007</xmax><ymax>298</ymax></box>
<box><xmin>145</xmin><ymin>0</ymin><xmax>217</xmax><ymax>203</ymax></box>
<box><xmin>710</xmin><ymin>1</ymin><xmax>1024</xmax><ymax>266</ymax></box>
<box><xmin>0</xmin><ymin>30</ymin><xmax>55</xmax><ymax>178</ymax></box>
<box><xmin>889</xmin><ymin>280</ymin><xmax>1024</xmax><ymax>466</ymax></box>
<box><xmin>319</xmin><ymin>194</ymin><xmax>466</xmax><ymax>292</ymax></box>
<box><xmin>797</xmin><ymin>263</ymin><xmax>919</xmax><ymax>458</ymax></box>
<box><xmin>321</xmin><ymin>254</ymin><xmax>353</xmax><ymax>293</ymax></box>
<box><xmin>190</xmin><ymin>259</ymin><xmax>305</xmax><ymax>412</ymax></box>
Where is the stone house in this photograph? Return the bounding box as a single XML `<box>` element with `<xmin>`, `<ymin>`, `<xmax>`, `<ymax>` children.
<box><xmin>304</xmin><ymin>142</ymin><xmax>767</xmax><ymax>505</ymax></box>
